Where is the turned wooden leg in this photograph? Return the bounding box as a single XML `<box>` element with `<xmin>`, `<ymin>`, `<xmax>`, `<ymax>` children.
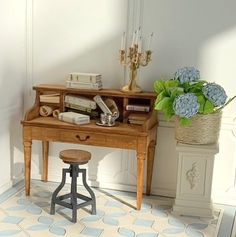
<box><xmin>24</xmin><ymin>141</ymin><xmax>32</xmax><ymax>196</ymax></box>
<box><xmin>146</xmin><ymin>141</ymin><xmax>156</xmax><ymax>195</ymax></box>
<box><xmin>42</xmin><ymin>141</ymin><xmax>49</xmax><ymax>182</ymax></box>
<box><xmin>137</xmin><ymin>153</ymin><xmax>145</xmax><ymax>210</ymax></box>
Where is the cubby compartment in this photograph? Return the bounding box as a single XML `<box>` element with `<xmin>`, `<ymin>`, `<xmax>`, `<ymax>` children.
<box><xmin>32</xmin><ymin>85</ymin><xmax>157</xmax><ymax>128</ymax></box>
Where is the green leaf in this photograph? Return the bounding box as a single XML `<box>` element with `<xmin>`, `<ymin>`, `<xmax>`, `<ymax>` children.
<box><xmin>155</xmin><ymin>96</ymin><xmax>175</xmax><ymax>120</ymax></box>
<box><xmin>165</xmin><ymin>80</ymin><xmax>179</xmax><ymax>88</ymax></box>
<box><xmin>181</xmin><ymin>82</ymin><xmax>192</xmax><ymax>92</ymax></box>
<box><xmin>154</xmin><ymin>81</ymin><xmax>165</xmax><ymax>94</ymax></box>
<box><xmin>183</xmin><ymin>81</ymin><xmax>205</xmax><ymax>94</ymax></box>
<box><xmin>179</xmin><ymin>117</ymin><xmax>191</xmax><ymax>126</ymax></box>
<box><xmin>197</xmin><ymin>95</ymin><xmax>205</xmax><ymax>114</ymax></box>
<box><xmin>169</xmin><ymin>87</ymin><xmax>184</xmax><ymax>98</ymax></box>
<box><xmin>155</xmin><ymin>97</ymin><xmax>171</xmax><ymax>110</ymax></box>
<box><xmin>163</xmin><ymin>98</ymin><xmax>175</xmax><ymax>120</ymax></box>
<box><xmin>203</xmin><ymin>100</ymin><xmax>214</xmax><ymax>114</ymax></box>
<box><xmin>163</xmin><ymin>106</ymin><xmax>175</xmax><ymax>120</ymax></box>
<box><xmin>155</xmin><ymin>91</ymin><xmax>165</xmax><ymax>104</ymax></box>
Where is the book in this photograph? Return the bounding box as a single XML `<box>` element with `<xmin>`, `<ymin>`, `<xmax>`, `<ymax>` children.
<box><xmin>65</xmin><ymin>95</ymin><xmax>97</xmax><ymax>110</ymax></box>
<box><xmin>128</xmin><ymin>113</ymin><xmax>148</xmax><ymax>121</ymax></box>
<box><xmin>66</xmin><ymin>80</ymin><xmax>102</xmax><ymax>90</ymax></box>
<box><xmin>129</xmin><ymin>119</ymin><xmax>145</xmax><ymax>125</ymax></box>
<box><xmin>126</xmin><ymin>104</ymin><xmax>150</xmax><ymax>112</ymax></box>
<box><xmin>65</xmin><ymin>102</ymin><xmax>92</xmax><ymax>113</ymax></box>
<box><xmin>67</xmin><ymin>108</ymin><xmax>99</xmax><ymax>118</ymax></box>
<box><xmin>68</xmin><ymin>72</ymin><xmax>102</xmax><ymax>84</ymax></box>
<box><xmin>40</xmin><ymin>94</ymin><xmax>60</xmax><ymax>103</ymax></box>
<box><xmin>58</xmin><ymin>112</ymin><xmax>90</xmax><ymax>125</ymax></box>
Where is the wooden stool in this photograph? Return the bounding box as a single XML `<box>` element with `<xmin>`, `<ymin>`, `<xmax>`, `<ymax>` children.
<box><xmin>50</xmin><ymin>149</ymin><xmax>96</xmax><ymax>223</ymax></box>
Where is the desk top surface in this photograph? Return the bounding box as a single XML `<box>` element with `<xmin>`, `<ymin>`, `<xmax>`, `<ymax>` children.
<box><xmin>22</xmin><ymin>117</ymin><xmax>149</xmax><ymax>136</ymax></box>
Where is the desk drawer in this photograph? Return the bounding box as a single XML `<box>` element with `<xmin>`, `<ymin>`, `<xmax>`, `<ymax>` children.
<box><xmin>106</xmin><ymin>134</ymin><xmax>137</xmax><ymax>149</ymax></box>
<box><xmin>60</xmin><ymin>130</ymin><xmax>106</xmax><ymax>146</ymax></box>
<box><xmin>31</xmin><ymin>127</ymin><xmax>138</xmax><ymax>149</ymax></box>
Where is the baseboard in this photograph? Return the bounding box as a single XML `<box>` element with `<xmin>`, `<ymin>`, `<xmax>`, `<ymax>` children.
<box><xmin>12</xmin><ymin>176</ymin><xmax>24</xmax><ymax>186</ymax></box>
<box><xmin>151</xmin><ymin>187</ymin><xmax>176</xmax><ymax>198</ymax></box>
<box><xmin>0</xmin><ymin>179</ymin><xmax>13</xmax><ymax>194</ymax></box>
<box><xmin>0</xmin><ymin>180</ymin><xmax>24</xmax><ymax>204</ymax></box>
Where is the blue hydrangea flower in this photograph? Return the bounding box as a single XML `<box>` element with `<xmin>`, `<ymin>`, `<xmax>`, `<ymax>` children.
<box><xmin>173</xmin><ymin>93</ymin><xmax>200</xmax><ymax>118</ymax></box>
<box><xmin>202</xmin><ymin>83</ymin><xmax>227</xmax><ymax>107</ymax></box>
<box><xmin>174</xmin><ymin>67</ymin><xmax>200</xmax><ymax>84</ymax></box>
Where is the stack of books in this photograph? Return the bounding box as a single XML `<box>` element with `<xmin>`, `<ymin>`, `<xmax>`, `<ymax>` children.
<box><xmin>128</xmin><ymin>113</ymin><xmax>148</xmax><ymax>125</ymax></box>
<box><xmin>66</xmin><ymin>72</ymin><xmax>102</xmax><ymax>90</ymax></box>
<box><xmin>65</xmin><ymin>95</ymin><xmax>98</xmax><ymax>118</ymax></box>
<box><xmin>58</xmin><ymin>112</ymin><xmax>90</xmax><ymax>125</ymax></box>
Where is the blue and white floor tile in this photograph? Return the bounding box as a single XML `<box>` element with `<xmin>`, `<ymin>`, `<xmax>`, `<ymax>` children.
<box><xmin>0</xmin><ymin>180</ymin><xmax>224</xmax><ymax>237</ymax></box>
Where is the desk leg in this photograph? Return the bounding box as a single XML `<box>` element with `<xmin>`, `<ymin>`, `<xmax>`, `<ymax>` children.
<box><xmin>137</xmin><ymin>153</ymin><xmax>145</xmax><ymax>210</ymax></box>
<box><xmin>42</xmin><ymin>141</ymin><xmax>49</xmax><ymax>182</ymax></box>
<box><xmin>146</xmin><ymin>141</ymin><xmax>156</xmax><ymax>195</ymax></box>
<box><xmin>24</xmin><ymin>141</ymin><xmax>32</xmax><ymax>196</ymax></box>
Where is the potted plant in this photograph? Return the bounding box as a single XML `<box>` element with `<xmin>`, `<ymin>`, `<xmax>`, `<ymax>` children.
<box><xmin>154</xmin><ymin>67</ymin><xmax>235</xmax><ymax>144</ymax></box>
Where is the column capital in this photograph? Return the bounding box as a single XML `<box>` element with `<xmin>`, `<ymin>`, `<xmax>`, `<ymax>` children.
<box><xmin>176</xmin><ymin>142</ymin><xmax>219</xmax><ymax>155</ymax></box>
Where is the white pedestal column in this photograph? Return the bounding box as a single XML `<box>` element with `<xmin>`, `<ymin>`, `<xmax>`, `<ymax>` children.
<box><xmin>172</xmin><ymin>142</ymin><xmax>219</xmax><ymax>217</ymax></box>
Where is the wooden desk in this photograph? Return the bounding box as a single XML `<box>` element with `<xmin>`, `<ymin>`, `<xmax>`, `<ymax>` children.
<box><xmin>22</xmin><ymin>85</ymin><xmax>158</xmax><ymax>210</ymax></box>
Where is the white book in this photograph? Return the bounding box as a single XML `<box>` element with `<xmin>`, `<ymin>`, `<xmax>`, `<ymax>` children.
<box><xmin>58</xmin><ymin>112</ymin><xmax>90</xmax><ymax>125</ymax></box>
<box><xmin>65</xmin><ymin>95</ymin><xmax>97</xmax><ymax>110</ymax></box>
<box><xmin>65</xmin><ymin>102</ymin><xmax>92</xmax><ymax>113</ymax></box>
<box><xmin>68</xmin><ymin>72</ymin><xmax>102</xmax><ymax>83</ymax></box>
<box><xmin>66</xmin><ymin>81</ymin><xmax>102</xmax><ymax>90</ymax></box>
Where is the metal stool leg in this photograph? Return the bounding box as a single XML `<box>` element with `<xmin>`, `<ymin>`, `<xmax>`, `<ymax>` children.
<box><xmin>70</xmin><ymin>165</ymin><xmax>78</xmax><ymax>223</ymax></box>
<box><xmin>50</xmin><ymin>168</ymin><xmax>69</xmax><ymax>215</ymax></box>
<box><xmin>50</xmin><ymin>162</ymin><xmax>96</xmax><ymax>223</ymax></box>
<box><xmin>80</xmin><ymin>168</ymin><xmax>96</xmax><ymax>215</ymax></box>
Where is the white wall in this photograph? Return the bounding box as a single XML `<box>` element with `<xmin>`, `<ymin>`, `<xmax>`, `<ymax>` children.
<box><xmin>27</xmin><ymin>0</ymin><xmax>134</xmax><ymax>190</ymax></box>
<box><xmin>25</xmin><ymin>0</ymin><xmax>236</xmax><ymax>204</ymax></box>
<box><xmin>140</xmin><ymin>0</ymin><xmax>236</xmax><ymax>203</ymax></box>
<box><xmin>0</xmin><ymin>0</ymin><xmax>26</xmax><ymax>192</ymax></box>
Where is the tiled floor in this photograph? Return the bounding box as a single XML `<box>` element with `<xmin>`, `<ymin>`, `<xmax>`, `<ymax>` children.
<box><xmin>0</xmin><ymin>180</ymin><xmax>222</xmax><ymax>237</ymax></box>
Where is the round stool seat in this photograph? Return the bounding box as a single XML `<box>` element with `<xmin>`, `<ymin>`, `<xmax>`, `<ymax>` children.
<box><xmin>59</xmin><ymin>149</ymin><xmax>91</xmax><ymax>165</ymax></box>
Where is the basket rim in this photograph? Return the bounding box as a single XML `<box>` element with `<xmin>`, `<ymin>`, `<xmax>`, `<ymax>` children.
<box><xmin>175</xmin><ymin>111</ymin><xmax>222</xmax><ymax>145</ymax></box>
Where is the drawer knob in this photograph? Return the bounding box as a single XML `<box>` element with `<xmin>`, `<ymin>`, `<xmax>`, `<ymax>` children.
<box><xmin>76</xmin><ymin>134</ymin><xmax>90</xmax><ymax>141</ymax></box>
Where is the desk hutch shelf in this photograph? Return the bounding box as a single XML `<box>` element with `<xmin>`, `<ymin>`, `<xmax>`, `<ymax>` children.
<box><xmin>27</xmin><ymin>84</ymin><xmax>157</xmax><ymax>130</ymax></box>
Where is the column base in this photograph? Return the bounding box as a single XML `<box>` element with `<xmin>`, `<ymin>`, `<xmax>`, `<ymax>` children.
<box><xmin>172</xmin><ymin>199</ymin><xmax>213</xmax><ymax>217</ymax></box>
<box><xmin>173</xmin><ymin>142</ymin><xmax>219</xmax><ymax>218</ymax></box>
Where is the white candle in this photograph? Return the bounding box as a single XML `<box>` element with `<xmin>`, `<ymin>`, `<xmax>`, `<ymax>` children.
<box><xmin>147</xmin><ymin>32</ymin><xmax>153</xmax><ymax>50</ymax></box>
<box><xmin>135</xmin><ymin>26</ymin><xmax>141</xmax><ymax>45</ymax></box>
<box><xmin>131</xmin><ymin>30</ymin><xmax>136</xmax><ymax>47</ymax></box>
<box><xmin>121</xmin><ymin>32</ymin><xmax>126</xmax><ymax>50</ymax></box>
<box><xmin>138</xmin><ymin>36</ymin><xmax>142</xmax><ymax>53</ymax></box>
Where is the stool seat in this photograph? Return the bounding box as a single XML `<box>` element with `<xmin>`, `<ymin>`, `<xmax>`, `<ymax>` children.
<box><xmin>59</xmin><ymin>149</ymin><xmax>91</xmax><ymax>164</ymax></box>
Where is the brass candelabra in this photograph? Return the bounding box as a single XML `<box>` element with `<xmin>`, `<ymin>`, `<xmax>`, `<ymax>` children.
<box><xmin>119</xmin><ymin>44</ymin><xmax>152</xmax><ymax>93</ymax></box>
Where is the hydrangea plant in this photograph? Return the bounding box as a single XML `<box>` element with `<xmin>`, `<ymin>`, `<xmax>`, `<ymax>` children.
<box><xmin>154</xmin><ymin>67</ymin><xmax>235</xmax><ymax>125</ymax></box>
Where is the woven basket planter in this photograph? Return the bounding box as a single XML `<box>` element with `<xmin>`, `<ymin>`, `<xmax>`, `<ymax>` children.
<box><xmin>175</xmin><ymin>112</ymin><xmax>222</xmax><ymax>145</ymax></box>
